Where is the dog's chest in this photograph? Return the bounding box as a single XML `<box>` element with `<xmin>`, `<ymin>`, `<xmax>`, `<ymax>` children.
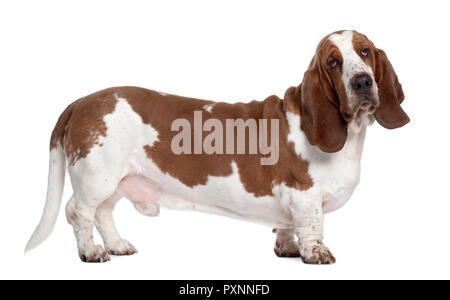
<box><xmin>308</xmin><ymin>151</ymin><xmax>362</xmax><ymax>213</ymax></box>
<box><xmin>286</xmin><ymin>112</ymin><xmax>366</xmax><ymax>213</ymax></box>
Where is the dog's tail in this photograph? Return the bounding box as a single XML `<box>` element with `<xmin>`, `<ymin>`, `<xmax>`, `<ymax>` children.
<box><xmin>25</xmin><ymin>103</ymin><xmax>74</xmax><ymax>253</ymax></box>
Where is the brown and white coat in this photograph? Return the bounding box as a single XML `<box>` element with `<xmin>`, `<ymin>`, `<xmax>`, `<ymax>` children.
<box><xmin>26</xmin><ymin>30</ymin><xmax>409</xmax><ymax>264</ymax></box>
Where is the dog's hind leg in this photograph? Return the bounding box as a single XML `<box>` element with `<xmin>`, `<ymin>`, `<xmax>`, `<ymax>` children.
<box><xmin>65</xmin><ymin>165</ymin><xmax>124</xmax><ymax>262</ymax></box>
<box><xmin>94</xmin><ymin>191</ymin><xmax>137</xmax><ymax>256</ymax></box>
<box><xmin>66</xmin><ymin>193</ymin><xmax>111</xmax><ymax>263</ymax></box>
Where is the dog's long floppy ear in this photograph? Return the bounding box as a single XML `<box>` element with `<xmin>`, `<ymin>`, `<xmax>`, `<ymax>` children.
<box><xmin>299</xmin><ymin>60</ymin><xmax>347</xmax><ymax>153</ymax></box>
<box><xmin>374</xmin><ymin>49</ymin><xmax>410</xmax><ymax>129</ymax></box>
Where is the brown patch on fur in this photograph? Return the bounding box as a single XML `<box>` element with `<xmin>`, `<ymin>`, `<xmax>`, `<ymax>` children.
<box><xmin>373</xmin><ymin>49</ymin><xmax>409</xmax><ymax>128</ymax></box>
<box><xmin>109</xmin><ymin>87</ymin><xmax>314</xmax><ymax>197</ymax></box>
<box><xmin>50</xmin><ymin>103</ymin><xmax>75</xmax><ymax>150</ymax></box>
<box><xmin>283</xmin><ymin>87</ymin><xmax>301</xmax><ymax>115</ymax></box>
<box><xmin>50</xmin><ymin>88</ymin><xmax>118</xmax><ymax>165</ymax></box>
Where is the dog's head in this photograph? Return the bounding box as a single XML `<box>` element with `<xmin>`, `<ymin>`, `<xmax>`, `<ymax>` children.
<box><xmin>298</xmin><ymin>30</ymin><xmax>409</xmax><ymax>152</ymax></box>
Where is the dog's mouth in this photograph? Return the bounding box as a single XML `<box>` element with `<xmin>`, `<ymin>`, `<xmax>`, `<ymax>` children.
<box><xmin>358</xmin><ymin>94</ymin><xmax>378</xmax><ymax>114</ymax></box>
<box><xmin>348</xmin><ymin>107</ymin><xmax>375</xmax><ymax>133</ymax></box>
<box><xmin>344</xmin><ymin>95</ymin><xmax>377</xmax><ymax>133</ymax></box>
<box><xmin>341</xmin><ymin>96</ymin><xmax>377</xmax><ymax>123</ymax></box>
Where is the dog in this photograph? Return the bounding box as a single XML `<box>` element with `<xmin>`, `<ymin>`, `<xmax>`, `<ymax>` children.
<box><xmin>26</xmin><ymin>30</ymin><xmax>409</xmax><ymax>264</ymax></box>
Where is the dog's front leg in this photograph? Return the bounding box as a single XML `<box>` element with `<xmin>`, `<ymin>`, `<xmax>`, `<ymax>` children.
<box><xmin>289</xmin><ymin>193</ymin><xmax>336</xmax><ymax>264</ymax></box>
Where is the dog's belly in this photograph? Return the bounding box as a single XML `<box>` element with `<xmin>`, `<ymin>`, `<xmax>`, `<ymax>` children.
<box><xmin>118</xmin><ymin>159</ymin><xmax>293</xmax><ymax>227</ymax></box>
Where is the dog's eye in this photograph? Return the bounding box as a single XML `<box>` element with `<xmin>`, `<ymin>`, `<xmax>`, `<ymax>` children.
<box><xmin>361</xmin><ymin>48</ymin><xmax>370</xmax><ymax>57</ymax></box>
<box><xmin>328</xmin><ymin>59</ymin><xmax>339</xmax><ymax>68</ymax></box>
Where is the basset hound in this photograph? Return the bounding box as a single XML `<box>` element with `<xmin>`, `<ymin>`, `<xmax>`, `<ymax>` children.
<box><xmin>26</xmin><ymin>30</ymin><xmax>409</xmax><ymax>264</ymax></box>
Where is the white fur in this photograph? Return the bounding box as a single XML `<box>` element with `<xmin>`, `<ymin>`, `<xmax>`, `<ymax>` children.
<box><xmin>203</xmin><ymin>103</ymin><xmax>214</xmax><ymax>113</ymax></box>
<box><xmin>25</xmin><ymin>143</ymin><xmax>66</xmax><ymax>252</ymax></box>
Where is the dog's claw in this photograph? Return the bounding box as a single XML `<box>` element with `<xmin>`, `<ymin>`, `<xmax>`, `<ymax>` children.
<box><xmin>79</xmin><ymin>245</ymin><xmax>111</xmax><ymax>263</ymax></box>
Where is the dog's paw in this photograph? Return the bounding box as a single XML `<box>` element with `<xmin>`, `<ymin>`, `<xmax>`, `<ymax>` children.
<box><xmin>79</xmin><ymin>245</ymin><xmax>111</xmax><ymax>263</ymax></box>
<box><xmin>300</xmin><ymin>241</ymin><xmax>336</xmax><ymax>265</ymax></box>
<box><xmin>106</xmin><ymin>239</ymin><xmax>138</xmax><ymax>256</ymax></box>
<box><xmin>274</xmin><ymin>239</ymin><xmax>300</xmax><ymax>257</ymax></box>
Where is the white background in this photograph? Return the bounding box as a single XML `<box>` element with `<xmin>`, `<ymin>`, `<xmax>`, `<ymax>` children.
<box><xmin>1</xmin><ymin>0</ymin><xmax>449</xmax><ymax>280</ymax></box>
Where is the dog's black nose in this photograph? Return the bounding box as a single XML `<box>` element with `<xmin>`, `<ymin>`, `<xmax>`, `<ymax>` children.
<box><xmin>351</xmin><ymin>74</ymin><xmax>372</xmax><ymax>94</ymax></box>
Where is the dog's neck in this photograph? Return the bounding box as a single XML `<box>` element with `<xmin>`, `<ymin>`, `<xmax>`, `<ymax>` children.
<box><xmin>345</xmin><ymin>110</ymin><xmax>374</xmax><ymax>160</ymax></box>
<box><xmin>344</xmin><ymin>125</ymin><xmax>367</xmax><ymax>160</ymax></box>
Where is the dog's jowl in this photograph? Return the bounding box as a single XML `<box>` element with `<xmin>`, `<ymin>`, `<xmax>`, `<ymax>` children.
<box><xmin>26</xmin><ymin>30</ymin><xmax>409</xmax><ymax>264</ymax></box>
